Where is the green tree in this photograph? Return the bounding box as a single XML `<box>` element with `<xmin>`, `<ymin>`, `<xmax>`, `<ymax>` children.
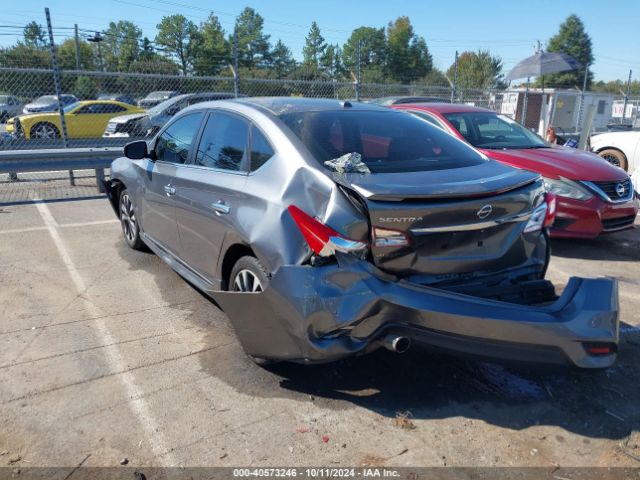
<box><xmin>544</xmin><ymin>14</ymin><xmax>594</xmax><ymax>88</ymax></box>
<box><xmin>270</xmin><ymin>39</ymin><xmax>295</xmax><ymax>79</ymax></box>
<box><xmin>193</xmin><ymin>14</ymin><xmax>230</xmax><ymax>76</ymax></box>
<box><xmin>102</xmin><ymin>21</ymin><xmax>142</xmax><ymax>71</ymax></box>
<box><xmin>23</xmin><ymin>21</ymin><xmax>47</xmax><ymax>49</ymax></box>
<box><xmin>73</xmin><ymin>76</ymin><xmax>98</xmax><ymax>99</ymax></box>
<box><xmin>342</xmin><ymin>26</ymin><xmax>387</xmax><ymax>73</ymax></box>
<box><xmin>302</xmin><ymin>21</ymin><xmax>326</xmax><ymax>73</ymax></box>
<box><xmin>0</xmin><ymin>43</ymin><xmax>50</xmax><ymax>69</ymax></box>
<box><xmin>233</xmin><ymin>7</ymin><xmax>271</xmax><ymax>70</ymax></box>
<box><xmin>156</xmin><ymin>14</ymin><xmax>199</xmax><ymax>75</ymax></box>
<box><xmin>57</xmin><ymin>38</ymin><xmax>95</xmax><ymax>70</ymax></box>
<box><xmin>421</xmin><ymin>68</ymin><xmax>451</xmax><ymax>87</ymax></box>
<box><xmin>321</xmin><ymin>43</ymin><xmax>343</xmax><ymax>78</ymax></box>
<box><xmin>447</xmin><ymin>50</ymin><xmax>503</xmax><ymax>90</ymax></box>
<box><xmin>386</xmin><ymin>17</ymin><xmax>432</xmax><ymax>83</ymax></box>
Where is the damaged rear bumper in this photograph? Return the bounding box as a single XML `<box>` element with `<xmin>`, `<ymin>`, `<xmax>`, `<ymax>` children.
<box><xmin>211</xmin><ymin>257</ymin><xmax>619</xmax><ymax>369</ymax></box>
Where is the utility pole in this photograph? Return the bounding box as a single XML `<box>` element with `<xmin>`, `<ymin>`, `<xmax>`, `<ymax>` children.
<box><xmin>451</xmin><ymin>50</ymin><xmax>458</xmax><ymax>103</ymax></box>
<box><xmin>577</xmin><ymin>63</ymin><xmax>589</xmax><ymax>132</ymax></box>
<box><xmin>355</xmin><ymin>40</ymin><xmax>362</xmax><ymax>102</ymax></box>
<box><xmin>87</xmin><ymin>32</ymin><xmax>104</xmax><ymax>71</ymax></box>
<box><xmin>74</xmin><ymin>24</ymin><xmax>81</xmax><ymax>70</ymax></box>
<box><xmin>622</xmin><ymin>69</ymin><xmax>632</xmax><ymax>125</ymax></box>
<box><xmin>232</xmin><ymin>32</ymin><xmax>240</xmax><ymax>98</ymax></box>
<box><xmin>45</xmin><ymin>7</ymin><xmax>72</xmax><ymax>185</ymax></box>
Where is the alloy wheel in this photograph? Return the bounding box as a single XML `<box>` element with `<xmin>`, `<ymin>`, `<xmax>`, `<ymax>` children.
<box><xmin>232</xmin><ymin>269</ymin><xmax>263</xmax><ymax>292</ymax></box>
<box><xmin>120</xmin><ymin>193</ymin><xmax>137</xmax><ymax>243</ymax></box>
<box><xmin>33</xmin><ymin>123</ymin><xmax>58</xmax><ymax>139</ymax></box>
<box><xmin>601</xmin><ymin>154</ymin><xmax>621</xmax><ymax>168</ymax></box>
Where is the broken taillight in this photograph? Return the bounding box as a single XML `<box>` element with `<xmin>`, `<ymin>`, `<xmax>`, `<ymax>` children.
<box><xmin>372</xmin><ymin>227</ymin><xmax>410</xmax><ymax>247</ymax></box>
<box><xmin>288</xmin><ymin>205</ymin><xmax>368</xmax><ymax>257</ymax></box>
<box><xmin>524</xmin><ymin>192</ymin><xmax>558</xmax><ymax>234</ymax></box>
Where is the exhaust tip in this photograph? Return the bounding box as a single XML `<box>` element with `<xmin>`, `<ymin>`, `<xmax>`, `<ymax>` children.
<box><xmin>384</xmin><ymin>335</ymin><xmax>411</xmax><ymax>354</ymax></box>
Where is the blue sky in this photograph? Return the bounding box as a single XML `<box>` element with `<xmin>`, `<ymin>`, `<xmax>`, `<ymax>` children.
<box><xmin>2</xmin><ymin>0</ymin><xmax>639</xmax><ymax>82</ymax></box>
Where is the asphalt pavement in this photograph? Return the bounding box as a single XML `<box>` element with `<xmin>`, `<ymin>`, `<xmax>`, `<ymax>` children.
<box><xmin>0</xmin><ymin>198</ymin><xmax>639</xmax><ymax>468</ymax></box>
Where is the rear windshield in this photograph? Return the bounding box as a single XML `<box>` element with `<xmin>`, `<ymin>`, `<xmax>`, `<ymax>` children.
<box><xmin>279</xmin><ymin>110</ymin><xmax>487</xmax><ymax>173</ymax></box>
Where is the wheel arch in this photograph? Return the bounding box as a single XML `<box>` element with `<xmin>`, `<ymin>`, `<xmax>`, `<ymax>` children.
<box><xmin>106</xmin><ymin>178</ymin><xmax>126</xmax><ymax>217</ymax></box>
<box><xmin>29</xmin><ymin>120</ymin><xmax>60</xmax><ymax>138</ymax></box>
<box><xmin>595</xmin><ymin>146</ymin><xmax>628</xmax><ymax>170</ymax></box>
<box><xmin>219</xmin><ymin>243</ymin><xmax>259</xmax><ymax>291</ymax></box>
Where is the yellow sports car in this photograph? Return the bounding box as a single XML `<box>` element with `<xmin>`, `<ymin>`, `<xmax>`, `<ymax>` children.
<box><xmin>7</xmin><ymin>100</ymin><xmax>144</xmax><ymax>139</ymax></box>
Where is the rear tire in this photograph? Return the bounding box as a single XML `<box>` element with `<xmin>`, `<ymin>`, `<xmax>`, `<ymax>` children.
<box><xmin>598</xmin><ymin>149</ymin><xmax>628</xmax><ymax>171</ymax></box>
<box><xmin>119</xmin><ymin>189</ymin><xmax>145</xmax><ymax>251</ymax></box>
<box><xmin>229</xmin><ymin>256</ymin><xmax>269</xmax><ymax>293</ymax></box>
<box><xmin>30</xmin><ymin>122</ymin><xmax>60</xmax><ymax>139</ymax></box>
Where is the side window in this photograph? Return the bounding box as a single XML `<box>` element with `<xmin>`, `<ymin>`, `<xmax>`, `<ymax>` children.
<box><xmin>103</xmin><ymin>103</ymin><xmax>126</xmax><ymax>113</ymax></box>
<box><xmin>445</xmin><ymin>113</ymin><xmax>471</xmax><ymax>140</ymax></box>
<box><xmin>195</xmin><ymin>112</ymin><xmax>248</xmax><ymax>171</ymax></box>
<box><xmin>250</xmin><ymin>126</ymin><xmax>275</xmax><ymax>171</ymax></box>
<box><xmin>155</xmin><ymin>113</ymin><xmax>204</xmax><ymax>164</ymax></box>
<box><xmin>597</xmin><ymin>100</ymin><xmax>606</xmax><ymax>114</ymax></box>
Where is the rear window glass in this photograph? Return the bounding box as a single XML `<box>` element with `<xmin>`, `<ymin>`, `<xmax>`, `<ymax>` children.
<box><xmin>278</xmin><ymin>110</ymin><xmax>486</xmax><ymax>173</ymax></box>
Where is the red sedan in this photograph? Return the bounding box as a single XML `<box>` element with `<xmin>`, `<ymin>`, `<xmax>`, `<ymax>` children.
<box><xmin>392</xmin><ymin>103</ymin><xmax>638</xmax><ymax>238</ymax></box>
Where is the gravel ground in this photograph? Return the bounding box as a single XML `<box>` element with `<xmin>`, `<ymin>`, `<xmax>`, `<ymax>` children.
<box><xmin>0</xmin><ymin>198</ymin><xmax>638</xmax><ymax>469</ymax></box>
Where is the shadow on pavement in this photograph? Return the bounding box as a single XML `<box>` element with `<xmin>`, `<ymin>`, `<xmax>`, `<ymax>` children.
<box><xmin>551</xmin><ymin>224</ymin><xmax>639</xmax><ymax>262</ymax></box>
<box><xmin>115</xmin><ymin>235</ymin><xmax>640</xmax><ymax>442</ymax></box>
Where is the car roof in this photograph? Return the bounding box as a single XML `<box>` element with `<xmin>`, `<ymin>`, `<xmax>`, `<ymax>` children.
<box><xmin>75</xmin><ymin>100</ymin><xmax>132</xmax><ymax>106</ymax></box>
<box><xmin>369</xmin><ymin>96</ymin><xmax>451</xmax><ymax>106</ymax></box>
<box><xmin>209</xmin><ymin>96</ymin><xmax>388</xmax><ymax>115</ymax></box>
<box><xmin>396</xmin><ymin>102</ymin><xmax>494</xmax><ymax>114</ymax></box>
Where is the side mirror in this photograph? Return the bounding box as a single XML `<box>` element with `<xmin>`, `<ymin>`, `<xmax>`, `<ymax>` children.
<box><xmin>124</xmin><ymin>140</ymin><xmax>149</xmax><ymax>160</ymax></box>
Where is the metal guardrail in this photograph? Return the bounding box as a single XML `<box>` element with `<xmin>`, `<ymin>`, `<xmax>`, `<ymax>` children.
<box><xmin>0</xmin><ymin>146</ymin><xmax>122</xmax><ymax>191</ymax></box>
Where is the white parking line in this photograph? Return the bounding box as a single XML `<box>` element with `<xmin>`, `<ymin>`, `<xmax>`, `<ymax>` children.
<box><xmin>0</xmin><ymin>219</ymin><xmax>118</xmax><ymax>235</ymax></box>
<box><xmin>34</xmin><ymin>200</ymin><xmax>176</xmax><ymax>466</ymax></box>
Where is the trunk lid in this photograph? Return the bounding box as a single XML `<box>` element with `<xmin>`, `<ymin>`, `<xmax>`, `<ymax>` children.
<box><xmin>333</xmin><ymin>161</ymin><xmax>544</xmax><ymax>278</ymax></box>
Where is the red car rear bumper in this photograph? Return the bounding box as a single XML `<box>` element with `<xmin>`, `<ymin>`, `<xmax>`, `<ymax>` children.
<box><xmin>550</xmin><ymin>195</ymin><xmax>638</xmax><ymax>238</ymax></box>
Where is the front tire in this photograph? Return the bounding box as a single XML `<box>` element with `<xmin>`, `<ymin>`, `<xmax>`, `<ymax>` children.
<box><xmin>598</xmin><ymin>149</ymin><xmax>628</xmax><ymax>171</ymax></box>
<box><xmin>30</xmin><ymin>122</ymin><xmax>60</xmax><ymax>139</ymax></box>
<box><xmin>119</xmin><ymin>189</ymin><xmax>145</xmax><ymax>250</ymax></box>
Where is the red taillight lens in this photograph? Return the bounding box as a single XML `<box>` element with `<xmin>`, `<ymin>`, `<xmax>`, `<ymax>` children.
<box><xmin>544</xmin><ymin>192</ymin><xmax>557</xmax><ymax>227</ymax></box>
<box><xmin>288</xmin><ymin>205</ymin><xmax>368</xmax><ymax>257</ymax></box>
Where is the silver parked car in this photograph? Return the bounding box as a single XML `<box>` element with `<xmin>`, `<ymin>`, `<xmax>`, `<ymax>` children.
<box><xmin>105</xmin><ymin>97</ymin><xmax>618</xmax><ymax>368</ymax></box>
<box><xmin>103</xmin><ymin>92</ymin><xmax>239</xmax><ymax>139</ymax></box>
<box><xmin>0</xmin><ymin>95</ymin><xmax>22</xmax><ymax>122</ymax></box>
<box><xmin>22</xmin><ymin>94</ymin><xmax>78</xmax><ymax>114</ymax></box>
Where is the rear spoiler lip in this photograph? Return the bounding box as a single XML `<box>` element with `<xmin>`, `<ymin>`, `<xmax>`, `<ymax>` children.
<box><xmin>330</xmin><ymin>172</ymin><xmax>542</xmax><ymax>202</ymax></box>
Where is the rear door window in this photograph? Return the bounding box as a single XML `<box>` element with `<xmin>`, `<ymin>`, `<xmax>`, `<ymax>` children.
<box><xmin>250</xmin><ymin>126</ymin><xmax>275</xmax><ymax>171</ymax></box>
<box><xmin>194</xmin><ymin>112</ymin><xmax>249</xmax><ymax>171</ymax></box>
<box><xmin>155</xmin><ymin>112</ymin><xmax>204</xmax><ymax>164</ymax></box>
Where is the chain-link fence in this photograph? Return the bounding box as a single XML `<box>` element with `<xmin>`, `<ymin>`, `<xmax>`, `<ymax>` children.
<box><xmin>2</xmin><ymin>61</ymin><xmax>638</xmax><ymax>154</ymax></box>
<box><xmin>0</xmin><ymin>63</ymin><xmax>497</xmax><ymax>151</ymax></box>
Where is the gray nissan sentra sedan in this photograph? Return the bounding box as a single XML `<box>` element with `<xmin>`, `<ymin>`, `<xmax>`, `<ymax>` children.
<box><xmin>105</xmin><ymin>97</ymin><xmax>619</xmax><ymax>368</ymax></box>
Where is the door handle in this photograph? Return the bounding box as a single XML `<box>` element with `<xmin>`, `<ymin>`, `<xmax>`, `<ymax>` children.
<box><xmin>211</xmin><ymin>201</ymin><xmax>231</xmax><ymax>215</ymax></box>
<box><xmin>164</xmin><ymin>184</ymin><xmax>176</xmax><ymax>196</ymax></box>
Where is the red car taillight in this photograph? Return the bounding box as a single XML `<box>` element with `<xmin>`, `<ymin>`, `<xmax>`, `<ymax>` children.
<box><xmin>544</xmin><ymin>192</ymin><xmax>557</xmax><ymax>227</ymax></box>
<box><xmin>288</xmin><ymin>205</ymin><xmax>368</xmax><ymax>257</ymax></box>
